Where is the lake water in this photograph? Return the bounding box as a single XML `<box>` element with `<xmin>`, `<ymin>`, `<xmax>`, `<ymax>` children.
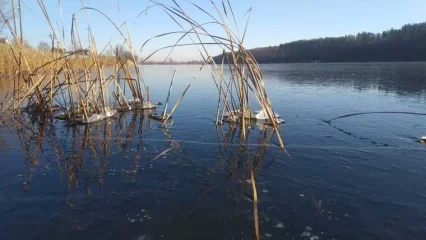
<box><xmin>1</xmin><ymin>62</ymin><xmax>426</xmax><ymax>240</ymax></box>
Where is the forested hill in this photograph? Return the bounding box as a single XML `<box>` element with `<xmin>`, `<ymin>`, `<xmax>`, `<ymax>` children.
<box><xmin>214</xmin><ymin>21</ymin><xmax>426</xmax><ymax>63</ymax></box>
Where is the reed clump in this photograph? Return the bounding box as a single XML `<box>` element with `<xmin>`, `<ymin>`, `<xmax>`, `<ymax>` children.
<box><xmin>139</xmin><ymin>2</ymin><xmax>288</xmax><ymax>239</ymax></box>
<box><xmin>0</xmin><ymin>2</ymin><xmax>288</xmax><ymax>239</ymax></box>
<box><xmin>0</xmin><ymin>0</ymin><xmax>151</xmax><ymax>125</ymax></box>
<box><xmin>141</xmin><ymin>0</ymin><xmax>285</xmax><ymax>149</ymax></box>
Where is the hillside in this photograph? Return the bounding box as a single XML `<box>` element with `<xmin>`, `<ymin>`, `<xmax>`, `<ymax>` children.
<box><xmin>214</xmin><ymin>21</ymin><xmax>426</xmax><ymax>63</ymax></box>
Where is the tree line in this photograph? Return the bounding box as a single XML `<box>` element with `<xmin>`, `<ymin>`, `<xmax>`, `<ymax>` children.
<box><xmin>35</xmin><ymin>41</ymin><xmax>139</xmax><ymax>61</ymax></box>
<box><xmin>214</xmin><ymin>21</ymin><xmax>426</xmax><ymax>63</ymax></box>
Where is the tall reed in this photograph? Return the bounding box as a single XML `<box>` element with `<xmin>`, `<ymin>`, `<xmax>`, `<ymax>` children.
<box><xmin>140</xmin><ymin>0</ymin><xmax>285</xmax><ymax>148</ymax></box>
<box><xmin>0</xmin><ymin>0</ymin><xmax>150</xmax><ymax>124</ymax></box>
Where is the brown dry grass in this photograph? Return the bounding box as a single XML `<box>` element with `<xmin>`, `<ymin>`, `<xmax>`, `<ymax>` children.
<box><xmin>0</xmin><ymin>44</ymin><xmax>116</xmax><ymax>75</ymax></box>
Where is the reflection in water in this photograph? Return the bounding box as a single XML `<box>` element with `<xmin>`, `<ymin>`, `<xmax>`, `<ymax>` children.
<box><xmin>1</xmin><ymin>109</ymin><xmax>282</xmax><ymax>239</ymax></box>
<box><xmin>2</xmin><ymin>63</ymin><xmax>426</xmax><ymax>101</ymax></box>
<box><xmin>261</xmin><ymin>62</ymin><xmax>426</xmax><ymax>96</ymax></box>
<box><xmin>8</xmin><ymin>111</ymin><xmax>150</xmax><ymax>191</ymax></box>
<box><xmin>1</xmin><ymin>63</ymin><xmax>426</xmax><ymax>240</ymax></box>
<box><xmin>213</xmin><ymin>124</ymin><xmax>286</xmax><ymax>239</ymax></box>
<box><xmin>214</xmin><ymin>123</ymin><xmax>280</xmax><ymax>177</ymax></box>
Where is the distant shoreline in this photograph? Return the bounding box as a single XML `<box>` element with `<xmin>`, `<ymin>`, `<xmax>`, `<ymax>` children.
<box><xmin>142</xmin><ymin>61</ymin><xmax>204</xmax><ymax>65</ymax></box>
<box><xmin>140</xmin><ymin>60</ymin><xmax>426</xmax><ymax>66</ymax></box>
<box><xmin>213</xmin><ymin>21</ymin><xmax>426</xmax><ymax>64</ymax></box>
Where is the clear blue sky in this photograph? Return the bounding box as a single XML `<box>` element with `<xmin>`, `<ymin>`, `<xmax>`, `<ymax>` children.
<box><xmin>9</xmin><ymin>0</ymin><xmax>426</xmax><ymax>61</ymax></box>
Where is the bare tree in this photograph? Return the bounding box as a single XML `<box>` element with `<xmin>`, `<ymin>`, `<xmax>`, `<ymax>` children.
<box><xmin>38</xmin><ymin>41</ymin><xmax>49</xmax><ymax>51</ymax></box>
<box><xmin>114</xmin><ymin>44</ymin><xmax>138</xmax><ymax>62</ymax></box>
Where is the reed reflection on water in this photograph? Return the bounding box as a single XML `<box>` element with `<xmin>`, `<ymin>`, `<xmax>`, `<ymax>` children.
<box><xmin>1</xmin><ymin>62</ymin><xmax>426</xmax><ymax>240</ymax></box>
<box><xmin>0</xmin><ymin>108</ymin><xmax>285</xmax><ymax>239</ymax></box>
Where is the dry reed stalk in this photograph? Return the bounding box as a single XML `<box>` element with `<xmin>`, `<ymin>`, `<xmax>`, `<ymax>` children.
<box><xmin>142</xmin><ymin>1</ymin><xmax>285</xmax><ymax>148</ymax></box>
<box><xmin>124</xmin><ymin>24</ymin><xmax>145</xmax><ymax>101</ymax></box>
<box><xmin>163</xmin><ymin>70</ymin><xmax>176</xmax><ymax>118</ymax></box>
<box><xmin>250</xmin><ymin>168</ymin><xmax>260</xmax><ymax>240</ymax></box>
<box><xmin>161</xmin><ymin>62</ymin><xmax>208</xmax><ymax>125</ymax></box>
<box><xmin>0</xmin><ymin>0</ymin><xmax>134</xmax><ymax>123</ymax></box>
